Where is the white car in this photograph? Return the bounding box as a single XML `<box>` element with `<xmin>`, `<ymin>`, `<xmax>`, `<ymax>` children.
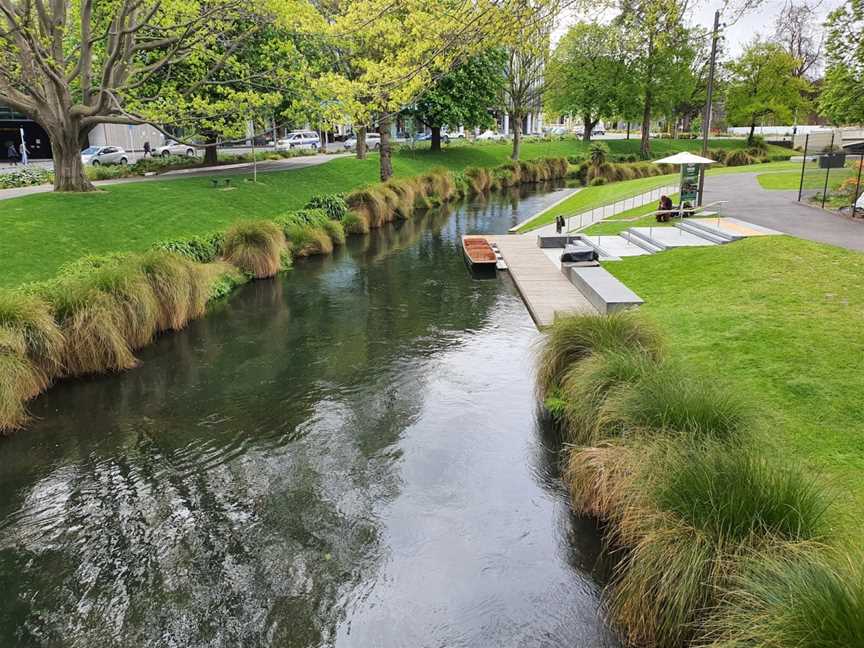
<box><xmin>276</xmin><ymin>131</ymin><xmax>321</xmax><ymax>151</ymax></box>
<box><xmin>81</xmin><ymin>145</ymin><xmax>129</xmax><ymax>166</ymax></box>
<box><xmin>476</xmin><ymin>130</ymin><xmax>504</xmax><ymax>141</ymax></box>
<box><xmin>546</xmin><ymin>126</ymin><xmax>567</xmax><ymax>137</ymax></box>
<box><xmin>154</xmin><ymin>139</ymin><xmax>196</xmax><ymax>157</ymax></box>
<box><xmin>343</xmin><ymin>132</ymin><xmax>381</xmax><ymax>150</ymax></box>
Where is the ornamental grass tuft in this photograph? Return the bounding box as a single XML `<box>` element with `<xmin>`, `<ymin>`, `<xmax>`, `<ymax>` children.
<box><xmin>137</xmin><ymin>250</ymin><xmax>210</xmax><ymax>331</ymax></box>
<box><xmin>222</xmin><ymin>220</ymin><xmax>286</xmax><ymax>278</ymax></box>
<box><xmin>536</xmin><ymin>311</ymin><xmax>663</xmax><ymax>398</ymax></box>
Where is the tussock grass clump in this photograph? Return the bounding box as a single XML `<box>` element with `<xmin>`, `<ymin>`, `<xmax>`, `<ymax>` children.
<box><xmin>536</xmin><ymin>311</ymin><xmax>663</xmax><ymax>397</ymax></box>
<box><xmin>346</xmin><ymin>187</ymin><xmax>389</xmax><ymax>229</ymax></box>
<box><xmin>322</xmin><ymin>219</ymin><xmax>346</xmax><ymax>246</ymax></box>
<box><xmin>84</xmin><ymin>260</ymin><xmax>160</xmax><ymax>349</ymax></box>
<box><xmin>42</xmin><ymin>282</ymin><xmax>137</xmax><ymax>376</ymax></box>
<box><xmin>464</xmin><ymin>166</ymin><xmax>493</xmax><ymax>194</ymax></box>
<box><xmin>589</xmin><ymin>439</ymin><xmax>831</xmax><ymax>647</ymax></box>
<box><xmin>222</xmin><ymin>220</ymin><xmax>286</xmax><ymax>278</ymax></box>
<box><xmin>137</xmin><ymin>250</ymin><xmax>210</xmax><ymax>331</ymax></box>
<box><xmin>494</xmin><ymin>161</ymin><xmax>522</xmax><ymax>187</ymax></box>
<box><xmin>0</xmin><ymin>350</ymin><xmax>50</xmax><ymax>432</ymax></box>
<box><xmin>282</xmin><ymin>223</ymin><xmax>334</xmax><ymax>257</ymax></box>
<box><xmin>703</xmin><ymin>548</ymin><xmax>864</xmax><ymax>647</ymax></box>
<box><xmin>558</xmin><ymin>350</ymin><xmax>658</xmax><ymax>445</ymax></box>
<box><xmin>384</xmin><ymin>178</ymin><xmax>421</xmax><ymax>219</ymax></box>
<box><xmin>343</xmin><ymin>211</ymin><xmax>370</xmax><ymax>234</ymax></box>
<box><xmin>725</xmin><ymin>150</ymin><xmax>754</xmax><ymax>167</ymax></box>
<box><xmin>419</xmin><ymin>169</ymin><xmax>456</xmax><ymax>202</ymax></box>
<box><xmin>0</xmin><ymin>290</ymin><xmax>64</xmax><ymax>374</ymax></box>
<box><xmin>599</xmin><ymin>362</ymin><xmax>749</xmax><ymax>441</ymax></box>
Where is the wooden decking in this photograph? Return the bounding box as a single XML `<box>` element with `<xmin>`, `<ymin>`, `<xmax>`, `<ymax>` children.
<box><xmin>485</xmin><ymin>235</ymin><xmax>596</xmax><ymax>327</ymax></box>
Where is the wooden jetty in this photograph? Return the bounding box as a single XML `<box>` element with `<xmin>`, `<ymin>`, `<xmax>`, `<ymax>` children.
<box><xmin>485</xmin><ymin>235</ymin><xmax>596</xmax><ymax>327</ymax></box>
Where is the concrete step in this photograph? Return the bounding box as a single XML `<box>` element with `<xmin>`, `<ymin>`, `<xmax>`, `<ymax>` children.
<box><xmin>621</xmin><ymin>228</ymin><xmax>665</xmax><ymax>253</ymax></box>
<box><xmin>677</xmin><ymin>219</ymin><xmax>739</xmax><ymax>242</ymax></box>
<box><xmin>627</xmin><ymin>226</ymin><xmax>718</xmax><ymax>250</ymax></box>
<box><xmin>675</xmin><ymin>221</ymin><xmax>732</xmax><ymax>244</ymax></box>
<box><xmin>565</xmin><ymin>265</ymin><xmax>644</xmax><ymax>314</ymax></box>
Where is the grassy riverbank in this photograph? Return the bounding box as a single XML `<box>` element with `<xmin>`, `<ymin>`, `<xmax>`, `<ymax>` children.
<box><xmin>1</xmin><ymin>138</ymin><xmax>777</xmax><ymax>288</ymax></box>
<box><xmin>538</xmin><ymin>266</ymin><xmax>864</xmax><ymax>646</ymax></box>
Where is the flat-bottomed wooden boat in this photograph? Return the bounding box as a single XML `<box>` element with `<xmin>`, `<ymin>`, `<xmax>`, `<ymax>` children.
<box><xmin>462</xmin><ymin>236</ymin><xmax>497</xmax><ymax>274</ymax></box>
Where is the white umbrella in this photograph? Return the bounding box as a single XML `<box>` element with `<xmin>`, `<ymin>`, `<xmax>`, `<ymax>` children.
<box><xmin>653</xmin><ymin>151</ymin><xmax>716</xmax><ymax>165</ymax></box>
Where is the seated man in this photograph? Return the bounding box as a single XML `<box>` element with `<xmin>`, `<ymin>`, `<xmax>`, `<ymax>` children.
<box><xmin>657</xmin><ymin>195</ymin><xmax>673</xmax><ymax>222</ymax></box>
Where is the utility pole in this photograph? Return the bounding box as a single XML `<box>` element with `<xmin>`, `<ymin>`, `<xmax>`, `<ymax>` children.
<box><xmin>697</xmin><ymin>10</ymin><xmax>721</xmax><ymax>206</ymax></box>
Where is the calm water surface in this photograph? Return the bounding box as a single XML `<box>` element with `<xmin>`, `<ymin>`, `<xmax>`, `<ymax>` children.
<box><xmin>0</xmin><ymin>185</ymin><xmax>617</xmax><ymax>647</ymax></box>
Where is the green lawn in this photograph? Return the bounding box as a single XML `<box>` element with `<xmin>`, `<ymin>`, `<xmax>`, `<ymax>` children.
<box><xmin>604</xmin><ymin>236</ymin><xmax>864</xmax><ymax>535</ymax></box>
<box><xmin>581</xmin><ymin>194</ymin><xmax>681</xmax><ymax>236</ymax></box>
<box><xmin>516</xmin><ymin>174</ymin><xmax>680</xmax><ymax>232</ymax></box>
<box><xmin>757</xmin><ymin>167</ymin><xmax>854</xmax><ymax>191</ymax></box>
<box><xmin>0</xmin><ymin>137</ymin><xmax>782</xmax><ymax>288</ymax></box>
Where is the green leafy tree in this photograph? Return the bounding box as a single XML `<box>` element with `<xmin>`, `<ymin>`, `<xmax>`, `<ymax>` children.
<box><xmin>819</xmin><ymin>0</ymin><xmax>864</xmax><ymax>124</ymax></box>
<box><xmin>545</xmin><ymin>23</ymin><xmax>627</xmax><ymax>142</ymax></box>
<box><xmin>615</xmin><ymin>0</ymin><xmax>696</xmax><ymax>157</ymax></box>
<box><xmin>726</xmin><ymin>41</ymin><xmax>807</xmax><ymax>143</ymax></box>
<box><xmin>408</xmin><ymin>50</ymin><xmax>506</xmax><ymax>151</ymax></box>
<box><xmin>0</xmin><ymin>0</ymin><xmax>298</xmax><ymax>191</ymax></box>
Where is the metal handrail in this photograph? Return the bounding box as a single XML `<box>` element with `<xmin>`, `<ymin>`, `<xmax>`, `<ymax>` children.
<box><xmin>565</xmin><ymin>183</ymin><xmax>680</xmax><ymax>233</ymax></box>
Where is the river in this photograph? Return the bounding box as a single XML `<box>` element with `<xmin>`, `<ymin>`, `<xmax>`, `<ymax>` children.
<box><xmin>0</xmin><ymin>184</ymin><xmax>617</xmax><ymax>647</ymax></box>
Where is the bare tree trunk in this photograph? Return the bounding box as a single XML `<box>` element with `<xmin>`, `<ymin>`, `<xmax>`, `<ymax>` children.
<box><xmin>747</xmin><ymin>121</ymin><xmax>756</xmax><ymax>145</ymax></box>
<box><xmin>640</xmin><ymin>92</ymin><xmax>653</xmax><ymax>159</ymax></box>
<box><xmin>51</xmin><ymin>125</ymin><xmax>95</xmax><ymax>192</ymax></box>
<box><xmin>378</xmin><ymin>117</ymin><xmax>393</xmax><ymax>181</ymax></box>
<box><xmin>626</xmin><ymin>122</ymin><xmax>631</xmax><ymax>139</ymax></box>
<box><xmin>511</xmin><ymin>113</ymin><xmax>522</xmax><ymax>161</ymax></box>
<box><xmin>203</xmin><ymin>136</ymin><xmax>218</xmax><ymax>166</ymax></box>
<box><xmin>430</xmin><ymin>125</ymin><xmax>442</xmax><ymax>152</ymax></box>
<box><xmin>582</xmin><ymin>114</ymin><xmax>595</xmax><ymax>142</ymax></box>
<box><xmin>356</xmin><ymin>125</ymin><xmax>367</xmax><ymax>160</ymax></box>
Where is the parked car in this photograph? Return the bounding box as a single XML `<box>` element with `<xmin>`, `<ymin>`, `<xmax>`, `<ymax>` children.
<box><xmin>154</xmin><ymin>139</ymin><xmax>196</xmax><ymax>157</ymax></box>
<box><xmin>413</xmin><ymin>132</ymin><xmax>450</xmax><ymax>143</ymax></box>
<box><xmin>80</xmin><ymin>145</ymin><xmax>129</xmax><ymax>166</ymax></box>
<box><xmin>343</xmin><ymin>132</ymin><xmax>381</xmax><ymax>151</ymax></box>
<box><xmin>546</xmin><ymin>126</ymin><xmax>567</xmax><ymax>137</ymax></box>
<box><xmin>476</xmin><ymin>129</ymin><xmax>505</xmax><ymax>141</ymax></box>
<box><xmin>276</xmin><ymin>131</ymin><xmax>321</xmax><ymax>151</ymax></box>
<box><xmin>574</xmin><ymin>127</ymin><xmax>606</xmax><ymax>137</ymax></box>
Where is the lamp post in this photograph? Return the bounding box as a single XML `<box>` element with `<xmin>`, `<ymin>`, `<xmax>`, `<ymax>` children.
<box><xmin>697</xmin><ymin>10</ymin><xmax>721</xmax><ymax>206</ymax></box>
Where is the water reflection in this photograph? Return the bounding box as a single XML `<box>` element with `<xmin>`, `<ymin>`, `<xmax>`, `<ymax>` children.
<box><xmin>0</xmin><ymin>184</ymin><xmax>615</xmax><ymax>647</ymax></box>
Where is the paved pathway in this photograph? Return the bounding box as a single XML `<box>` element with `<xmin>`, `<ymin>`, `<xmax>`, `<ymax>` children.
<box><xmin>0</xmin><ymin>153</ymin><xmax>346</xmax><ymax>201</ymax></box>
<box><xmin>703</xmin><ymin>173</ymin><xmax>864</xmax><ymax>252</ymax></box>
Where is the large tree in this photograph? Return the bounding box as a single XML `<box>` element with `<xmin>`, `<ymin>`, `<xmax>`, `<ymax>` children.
<box><xmin>408</xmin><ymin>49</ymin><xmax>506</xmax><ymax>152</ymax></box>
<box><xmin>502</xmin><ymin>41</ymin><xmax>548</xmax><ymax>160</ymax></box>
<box><xmin>773</xmin><ymin>0</ymin><xmax>824</xmax><ymax>79</ymax></box>
<box><xmin>0</xmin><ymin>0</ymin><xmax>292</xmax><ymax>191</ymax></box>
<box><xmin>545</xmin><ymin>22</ymin><xmax>627</xmax><ymax>142</ymax></box>
<box><xmin>725</xmin><ymin>40</ymin><xmax>806</xmax><ymax>143</ymax></box>
<box><xmin>615</xmin><ymin>0</ymin><xmax>695</xmax><ymax>157</ymax></box>
<box><xmin>819</xmin><ymin>0</ymin><xmax>864</xmax><ymax>124</ymax></box>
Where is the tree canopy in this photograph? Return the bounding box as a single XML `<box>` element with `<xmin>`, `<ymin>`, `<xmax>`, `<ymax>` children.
<box><xmin>544</xmin><ymin>22</ymin><xmax>628</xmax><ymax>141</ymax></box>
<box><xmin>725</xmin><ymin>40</ymin><xmax>807</xmax><ymax>142</ymax></box>
<box><xmin>819</xmin><ymin>0</ymin><xmax>864</xmax><ymax>124</ymax></box>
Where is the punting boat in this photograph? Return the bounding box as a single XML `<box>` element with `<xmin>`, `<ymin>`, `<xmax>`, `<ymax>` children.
<box><xmin>461</xmin><ymin>236</ymin><xmax>498</xmax><ymax>274</ymax></box>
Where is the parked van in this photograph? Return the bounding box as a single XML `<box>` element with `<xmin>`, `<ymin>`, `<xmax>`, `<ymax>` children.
<box><xmin>276</xmin><ymin>131</ymin><xmax>321</xmax><ymax>151</ymax></box>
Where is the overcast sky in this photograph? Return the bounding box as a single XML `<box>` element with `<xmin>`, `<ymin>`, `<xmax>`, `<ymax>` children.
<box><xmin>557</xmin><ymin>0</ymin><xmax>842</xmax><ymax>57</ymax></box>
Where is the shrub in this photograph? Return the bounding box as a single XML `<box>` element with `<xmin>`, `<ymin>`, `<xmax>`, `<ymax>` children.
<box><xmin>153</xmin><ymin>232</ymin><xmax>224</xmax><ymax>263</ymax></box>
<box><xmin>589</xmin><ymin>176</ymin><xmax>607</xmax><ymax>186</ymax></box>
<box><xmin>85</xmin><ymin>164</ymin><xmax>133</xmax><ymax>181</ymax></box>
<box><xmin>703</xmin><ymin>549</ymin><xmax>864</xmax><ymax>647</ymax></box>
<box><xmin>286</xmin><ymin>208</ymin><xmax>330</xmax><ymax>227</ymax></box>
<box><xmin>589</xmin><ymin>142</ymin><xmax>609</xmax><ymax>166</ymax></box>
<box><xmin>204</xmin><ymin>262</ymin><xmax>249</xmax><ymax>300</ymax></box>
<box><xmin>725</xmin><ymin>150</ymin><xmax>754</xmax><ymax>167</ymax></box>
<box><xmin>222</xmin><ymin>220</ymin><xmax>286</xmax><ymax>278</ymax></box>
<box><xmin>322</xmin><ymin>219</ymin><xmax>346</xmax><ymax>246</ymax></box>
<box><xmin>707</xmin><ymin>148</ymin><xmax>729</xmax><ymax>164</ymax></box>
<box><xmin>305</xmin><ymin>193</ymin><xmax>348</xmax><ymax>221</ymax></box>
<box><xmin>131</xmin><ymin>155</ymin><xmax>195</xmax><ymax>174</ymax></box>
<box><xmin>748</xmin><ymin>135</ymin><xmax>768</xmax><ymax>152</ymax></box>
<box><xmin>0</xmin><ymin>167</ymin><xmax>52</xmax><ymax>189</ymax></box>
<box><xmin>535</xmin><ymin>312</ymin><xmax>663</xmax><ymax>397</ymax></box>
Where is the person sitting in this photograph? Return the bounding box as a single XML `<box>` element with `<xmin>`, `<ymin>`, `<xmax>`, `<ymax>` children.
<box><xmin>656</xmin><ymin>195</ymin><xmax>673</xmax><ymax>222</ymax></box>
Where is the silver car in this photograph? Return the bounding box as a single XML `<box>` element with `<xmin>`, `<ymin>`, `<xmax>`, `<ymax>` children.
<box><xmin>276</xmin><ymin>131</ymin><xmax>321</xmax><ymax>151</ymax></box>
<box><xmin>154</xmin><ymin>139</ymin><xmax>196</xmax><ymax>157</ymax></box>
<box><xmin>81</xmin><ymin>145</ymin><xmax>129</xmax><ymax>166</ymax></box>
<box><xmin>343</xmin><ymin>133</ymin><xmax>381</xmax><ymax>150</ymax></box>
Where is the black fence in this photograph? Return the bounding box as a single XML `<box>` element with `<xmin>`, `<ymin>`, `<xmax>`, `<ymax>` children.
<box><xmin>797</xmin><ymin>133</ymin><xmax>864</xmax><ymax>217</ymax></box>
